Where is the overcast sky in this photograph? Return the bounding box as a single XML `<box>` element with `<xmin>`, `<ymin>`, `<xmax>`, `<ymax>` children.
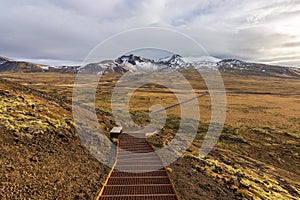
<box><xmin>0</xmin><ymin>0</ymin><xmax>299</xmax><ymax>67</ymax></box>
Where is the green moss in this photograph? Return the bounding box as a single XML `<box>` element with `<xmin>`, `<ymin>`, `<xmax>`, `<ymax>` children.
<box><xmin>184</xmin><ymin>153</ymin><xmax>298</xmax><ymax>200</ymax></box>
<box><xmin>0</xmin><ymin>93</ymin><xmax>72</xmax><ymax>134</ymax></box>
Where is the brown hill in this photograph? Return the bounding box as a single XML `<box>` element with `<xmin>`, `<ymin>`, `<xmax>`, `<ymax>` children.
<box><xmin>0</xmin><ymin>56</ymin><xmax>47</xmax><ymax>73</ymax></box>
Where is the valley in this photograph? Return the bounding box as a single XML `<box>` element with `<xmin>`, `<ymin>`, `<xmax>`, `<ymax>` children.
<box><xmin>0</xmin><ymin>60</ymin><xmax>299</xmax><ymax>199</ymax></box>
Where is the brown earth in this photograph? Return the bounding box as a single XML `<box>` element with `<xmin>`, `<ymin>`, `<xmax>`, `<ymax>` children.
<box><xmin>0</xmin><ymin>77</ymin><xmax>111</xmax><ymax>199</ymax></box>
<box><xmin>0</xmin><ymin>72</ymin><xmax>299</xmax><ymax>199</ymax></box>
<box><xmin>168</xmin><ymin>156</ymin><xmax>242</xmax><ymax>200</ymax></box>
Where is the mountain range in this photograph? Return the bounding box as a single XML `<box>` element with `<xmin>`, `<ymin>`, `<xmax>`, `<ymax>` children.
<box><xmin>1</xmin><ymin>54</ymin><xmax>299</xmax><ymax>78</ymax></box>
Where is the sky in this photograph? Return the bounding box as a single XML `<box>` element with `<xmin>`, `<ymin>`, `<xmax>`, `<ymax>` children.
<box><xmin>0</xmin><ymin>0</ymin><xmax>300</xmax><ymax>67</ymax></box>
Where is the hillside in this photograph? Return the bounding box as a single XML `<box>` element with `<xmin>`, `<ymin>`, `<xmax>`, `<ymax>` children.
<box><xmin>0</xmin><ymin>56</ymin><xmax>49</xmax><ymax>73</ymax></box>
<box><xmin>0</xmin><ymin>77</ymin><xmax>113</xmax><ymax>199</ymax></box>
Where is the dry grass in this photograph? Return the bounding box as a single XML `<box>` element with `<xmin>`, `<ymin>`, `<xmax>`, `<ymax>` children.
<box><xmin>1</xmin><ymin>72</ymin><xmax>299</xmax><ymax>133</ymax></box>
<box><xmin>1</xmin><ymin>71</ymin><xmax>299</xmax><ymax>199</ymax></box>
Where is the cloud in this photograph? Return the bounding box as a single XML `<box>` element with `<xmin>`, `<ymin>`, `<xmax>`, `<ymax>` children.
<box><xmin>282</xmin><ymin>41</ymin><xmax>300</xmax><ymax>48</ymax></box>
<box><xmin>0</xmin><ymin>0</ymin><xmax>299</xmax><ymax>66</ymax></box>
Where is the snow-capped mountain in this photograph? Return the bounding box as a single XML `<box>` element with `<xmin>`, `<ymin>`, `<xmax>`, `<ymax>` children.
<box><xmin>156</xmin><ymin>54</ymin><xmax>223</xmax><ymax>70</ymax></box>
<box><xmin>184</xmin><ymin>56</ymin><xmax>221</xmax><ymax>63</ymax></box>
<box><xmin>0</xmin><ymin>56</ymin><xmax>13</xmax><ymax>65</ymax></box>
<box><xmin>112</xmin><ymin>54</ymin><xmax>221</xmax><ymax>72</ymax></box>
<box><xmin>78</xmin><ymin>60</ymin><xmax>127</xmax><ymax>75</ymax></box>
<box><xmin>48</xmin><ymin>65</ymin><xmax>80</xmax><ymax>74</ymax></box>
<box><xmin>158</xmin><ymin>54</ymin><xmax>192</xmax><ymax>69</ymax></box>
<box><xmin>183</xmin><ymin>56</ymin><xmax>221</xmax><ymax>69</ymax></box>
<box><xmin>0</xmin><ymin>54</ymin><xmax>299</xmax><ymax>78</ymax></box>
<box><xmin>115</xmin><ymin>54</ymin><xmax>163</xmax><ymax>72</ymax></box>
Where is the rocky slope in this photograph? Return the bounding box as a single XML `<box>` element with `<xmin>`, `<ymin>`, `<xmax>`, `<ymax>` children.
<box><xmin>0</xmin><ymin>77</ymin><xmax>114</xmax><ymax>199</ymax></box>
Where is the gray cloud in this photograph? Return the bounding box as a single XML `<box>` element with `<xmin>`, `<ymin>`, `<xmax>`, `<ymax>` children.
<box><xmin>0</xmin><ymin>0</ymin><xmax>299</xmax><ymax>67</ymax></box>
<box><xmin>282</xmin><ymin>41</ymin><xmax>300</xmax><ymax>48</ymax></box>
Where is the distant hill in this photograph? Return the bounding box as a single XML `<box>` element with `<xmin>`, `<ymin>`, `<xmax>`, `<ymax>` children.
<box><xmin>0</xmin><ymin>55</ymin><xmax>299</xmax><ymax>78</ymax></box>
<box><xmin>217</xmin><ymin>59</ymin><xmax>300</xmax><ymax>78</ymax></box>
<box><xmin>0</xmin><ymin>56</ymin><xmax>49</xmax><ymax>73</ymax></box>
